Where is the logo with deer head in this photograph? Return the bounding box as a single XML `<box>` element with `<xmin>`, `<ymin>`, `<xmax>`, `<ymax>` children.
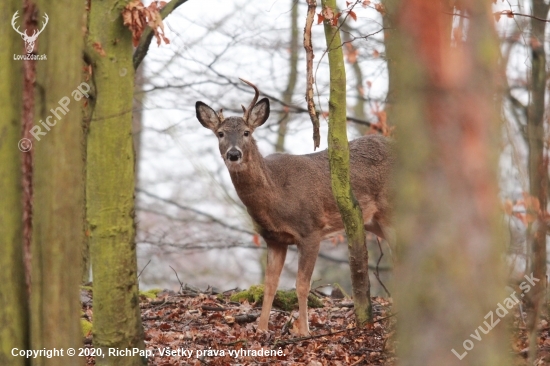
<box><xmin>11</xmin><ymin>11</ymin><xmax>49</xmax><ymax>54</ymax></box>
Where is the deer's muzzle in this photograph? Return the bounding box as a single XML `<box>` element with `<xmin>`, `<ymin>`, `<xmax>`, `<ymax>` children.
<box><xmin>226</xmin><ymin>149</ymin><xmax>242</xmax><ymax>162</ymax></box>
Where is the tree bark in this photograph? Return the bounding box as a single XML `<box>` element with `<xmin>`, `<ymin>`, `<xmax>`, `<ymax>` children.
<box><xmin>340</xmin><ymin>22</ymin><xmax>368</xmax><ymax>136</ymax></box>
<box><xmin>385</xmin><ymin>0</ymin><xmax>510</xmax><ymax>364</ymax></box>
<box><xmin>275</xmin><ymin>0</ymin><xmax>300</xmax><ymax>152</ymax></box>
<box><xmin>322</xmin><ymin>0</ymin><xmax>372</xmax><ymax>326</ymax></box>
<box><xmin>86</xmin><ymin>1</ymin><xmax>145</xmax><ymax>364</ymax></box>
<box><xmin>0</xmin><ymin>1</ymin><xmax>28</xmax><ymax>365</ymax></box>
<box><xmin>30</xmin><ymin>0</ymin><xmax>86</xmax><ymax>365</ymax></box>
<box><xmin>526</xmin><ymin>0</ymin><xmax>549</xmax><ymax>360</ymax></box>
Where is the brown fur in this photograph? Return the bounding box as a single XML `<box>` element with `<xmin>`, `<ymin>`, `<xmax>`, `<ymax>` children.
<box><xmin>196</xmin><ymin>86</ymin><xmax>392</xmax><ymax>335</ymax></box>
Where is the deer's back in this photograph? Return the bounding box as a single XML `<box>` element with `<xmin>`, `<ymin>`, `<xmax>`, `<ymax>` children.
<box><xmin>258</xmin><ymin>134</ymin><xmax>392</xmax><ymax>241</ymax></box>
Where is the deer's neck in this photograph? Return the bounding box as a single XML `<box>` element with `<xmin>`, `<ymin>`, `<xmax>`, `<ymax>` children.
<box><xmin>228</xmin><ymin>145</ymin><xmax>274</xmax><ymax>205</ymax></box>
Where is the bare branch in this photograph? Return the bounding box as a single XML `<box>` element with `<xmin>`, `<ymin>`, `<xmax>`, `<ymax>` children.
<box><xmin>304</xmin><ymin>0</ymin><xmax>321</xmax><ymax>149</ymax></box>
<box><xmin>137</xmin><ymin>189</ymin><xmax>253</xmax><ymax>235</ymax></box>
<box><xmin>133</xmin><ymin>0</ymin><xmax>189</xmax><ymax>70</ymax></box>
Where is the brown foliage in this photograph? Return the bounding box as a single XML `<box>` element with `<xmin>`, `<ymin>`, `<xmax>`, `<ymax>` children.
<box><xmin>122</xmin><ymin>0</ymin><xmax>170</xmax><ymax>47</ymax></box>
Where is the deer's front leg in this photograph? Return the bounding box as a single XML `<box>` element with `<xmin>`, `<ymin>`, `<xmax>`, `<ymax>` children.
<box><xmin>296</xmin><ymin>235</ymin><xmax>321</xmax><ymax>336</ymax></box>
<box><xmin>258</xmin><ymin>242</ymin><xmax>287</xmax><ymax>331</ymax></box>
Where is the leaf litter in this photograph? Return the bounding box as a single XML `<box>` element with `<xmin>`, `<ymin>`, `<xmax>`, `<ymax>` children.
<box><xmin>80</xmin><ymin>284</ymin><xmax>550</xmax><ymax>365</ymax></box>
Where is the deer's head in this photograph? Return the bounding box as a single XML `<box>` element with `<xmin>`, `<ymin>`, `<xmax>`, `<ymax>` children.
<box><xmin>196</xmin><ymin>79</ymin><xmax>270</xmax><ymax>172</ymax></box>
<box><xmin>11</xmin><ymin>11</ymin><xmax>49</xmax><ymax>54</ymax></box>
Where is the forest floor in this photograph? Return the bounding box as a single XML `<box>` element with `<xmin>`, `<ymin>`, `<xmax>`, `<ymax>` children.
<box><xmin>81</xmin><ymin>285</ymin><xmax>550</xmax><ymax>365</ymax></box>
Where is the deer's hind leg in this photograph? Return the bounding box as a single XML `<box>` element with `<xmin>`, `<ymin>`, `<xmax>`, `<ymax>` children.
<box><xmin>258</xmin><ymin>242</ymin><xmax>287</xmax><ymax>331</ymax></box>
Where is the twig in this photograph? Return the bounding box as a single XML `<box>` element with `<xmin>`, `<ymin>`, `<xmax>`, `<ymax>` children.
<box><xmin>444</xmin><ymin>10</ymin><xmax>550</xmax><ymax>23</ymax></box>
<box><xmin>221</xmin><ymin>339</ymin><xmax>248</xmax><ymax>346</ymax></box>
<box><xmin>137</xmin><ymin>259</ymin><xmax>151</xmax><ymax>279</ymax></box>
<box><xmin>373</xmin><ymin>313</ymin><xmax>397</xmax><ymax>324</ymax></box>
<box><xmin>304</xmin><ymin>0</ymin><xmax>321</xmax><ymax>150</ymax></box>
<box><xmin>201</xmin><ymin>305</ymin><xmax>227</xmax><ymax>311</ymax></box>
<box><xmin>138</xmin><ymin>189</ymin><xmax>253</xmax><ymax>235</ymax></box>
<box><xmin>350</xmin><ymin>355</ymin><xmax>366</xmax><ymax>366</ymax></box>
<box><xmin>169</xmin><ymin>265</ymin><xmax>185</xmax><ymax>293</ymax></box>
<box><xmin>375</xmin><ymin>237</ymin><xmax>391</xmax><ymax>297</ymax></box>
<box><xmin>272</xmin><ymin>327</ymin><xmax>355</xmax><ymax>347</ymax></box>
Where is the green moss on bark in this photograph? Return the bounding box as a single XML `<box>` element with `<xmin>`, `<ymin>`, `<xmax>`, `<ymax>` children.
<box><xmin>321</xmin><ymin>0</ymin><xmax>372</xmax><ymax>325</ymax></box>
<box><xmin>0</xmin><ymin>1</ymin><xmax>27</xmax><ymax>365</ymax></box>
<box><xmin>86</xmin><ymin>1</ymin><xmax>145</xmax><ymax>365</ymax></box>
<box><xmin>30</xmin><ymin>0</ymin><xmax>87</xmax><ymax>365</ymax></box>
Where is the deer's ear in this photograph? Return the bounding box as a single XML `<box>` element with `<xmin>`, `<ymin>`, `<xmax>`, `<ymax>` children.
<box><xmin>247</xmin><ymin>98</ymin><xmax>270</xmax><ymax>129</ymax></box>
<box><xmin>196</xmin><ymin>101</ymin><xmax>221</xmax><ymax>131</ymax></box>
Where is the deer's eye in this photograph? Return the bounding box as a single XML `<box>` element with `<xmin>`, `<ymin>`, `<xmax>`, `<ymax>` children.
<box><xmin>217</xmin><ymin>131</ymin><xmax>224</xmax><ymax>138</ymax></box>
<box><xmin>244</xmin><ymin>131</ymin><xmax>250</xmax><ymax>137</ymax></box>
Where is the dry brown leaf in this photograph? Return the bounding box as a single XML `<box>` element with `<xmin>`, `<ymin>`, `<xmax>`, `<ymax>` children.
<box><xmin>374</xmin><ymin>3</ymin><xmax>386</xmax><ymax>15</ymax></box>
<box><xmin>322</xmin><ymin>5</ymin><xmax>335</xmax><ymax>20</ymax></box>
<box><xmin>317</xmin><ymin>13</ymin><xmax>325</xmax><ymax>24</ymax></box>
<box><xmin>122</xmin><ymin>0</ymin><xmax>170</xmax><ymax>47</ymax></box>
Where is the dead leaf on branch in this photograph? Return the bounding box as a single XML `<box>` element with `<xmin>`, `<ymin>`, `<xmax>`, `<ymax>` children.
<box><xmin>122</xmin><ymin>0</ymin><xmax>170</xmax><ymax>47</ymax></box>
<box><xmin>374</xmin><ymin>3</ymin><xmax>386</xmax><ymax>16</ymax></box>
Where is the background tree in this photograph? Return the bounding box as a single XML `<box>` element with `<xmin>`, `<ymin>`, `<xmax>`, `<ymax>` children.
<box><xmin>30</xmin><ymin>0</ymin><xmax>86</xmax><ymax>364</ymax></box>
<box><xmin>386</xmin><ymin>0</ymin><xmax>510</xmax><ymax>363</ymax></box>
<box><xmin>0</xmin><ymin>1</ymin><xmax>28</xmax><ymax>364</ymax></box>
<box><xmin>275</xmin><ymin>1</ymin><xmax>300</xmax><ymax>152</ymax></box>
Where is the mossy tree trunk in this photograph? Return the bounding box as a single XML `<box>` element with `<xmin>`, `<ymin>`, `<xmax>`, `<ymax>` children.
<box><xmin>385</xmin><ymin>0</ymin><xmax>510</xmax><ymax>364</ymax></box>
<box><xmin>86</xmin><ymin>1</ymin><xmax>145</xmax><ymax>365</ymax></box>
<box><xmin>526</xmin><ymin>0</ymin><xmax>549</xmax><ymax>359</ymax></box>
<box><xmin>30</xmin><ymin>0</ymin><xmax>86</xmax><ymax>365</ymax></box>
<box><xmin>0</xmin><ymin>1</ymin><xmax>28</xmax><ymax>365</ymax></box>
<box><xmin>321</xmin><ymin>0</ymin><xmax>372</xmax><ymax>326</ymax></box>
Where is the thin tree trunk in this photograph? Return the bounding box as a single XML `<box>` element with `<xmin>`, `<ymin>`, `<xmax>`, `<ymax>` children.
<box><xmin>340</xmin><ymin>22</ymin><xmax>367</xmax><ymax>136</ymax></box>
<box><xmin>30</xmin><ymin>0</ymin><xmax>86</xmax><ymax>365</ymax></box>
<box><xmin>22</xmin><ymin>0</ymin><xmax>36</xmax><ymax>296</ymax></box>
<box><xmin>86</xmin><ymin>1</ymin><xmax>145</xmax><ymax>364</ymax></box>
<box><xmin>322</xmin><ymin>0</ymin><xmax>372</xmax><ymax>326</ymax></box>
<box><xmin>527</xmin><ymin>0</ymin><xmax>549</xmax><ymax>360</ymax></box>
<box><xmin>0</xmin><ymin>1</ymin><xmax>28</xmax><ymax>364</ymax></box>
<box><xmin>275</xmin><ymin>0</ymin><xmax>300</xmax><ymax>152</ymax></box>
<box><xmin>386</xmin><ymin>0</ymin><xmax>510</xmax><ymax>364</ymax></box>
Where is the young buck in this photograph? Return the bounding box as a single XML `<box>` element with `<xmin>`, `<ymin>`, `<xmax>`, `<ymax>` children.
<box><xmin>195</xmin><ymin>79</ymin><xmax>392</xmax><ymax>335</ymax></box>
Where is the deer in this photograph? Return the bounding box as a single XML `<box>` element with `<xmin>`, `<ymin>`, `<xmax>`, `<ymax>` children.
<box><xmin>11</xmin><ymin>11</ymin><xmax>49</xmax><ymax>54</ymax></box>
<box><xmin>195</xmin><ymin>79</ymin><xmax>393</xmax><ymax>336</ymax></box>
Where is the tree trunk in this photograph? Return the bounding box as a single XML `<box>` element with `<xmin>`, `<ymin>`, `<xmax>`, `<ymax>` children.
<box><xmin>0</xmin><ymin>1</ymin><xmax>28</xmax><ymax>365</ymax></box>
<box><xmin>321</xmin><ymin>0</ymin><xmax>372</xmax><ymax>326</ymax></box>
<box><xmin>526</xmin><ymin>0</ymin><xmax>549</xmax><ymax>360</ymax></box>
<box><xmin>30</xmin><ymin>0</ymin><xmax>86</xmax><ymax>365</ymax></box>
<box><xmin>340</xmin><ymin>22</ymin><xmax>368</xmax><ymax>136</ymax></box>
<box><xmin>86</xmin><ymin>1</ymin><xmax>145</xmax><ymax>364</ymax></box>
<box><xmin>385</xmin><ymin>0</ymin><xmax>510</xmax><ymax>364</ymax></box>
<box><xmin>275</xmin><ymin>0</ymin><xmax>300</xmax><ymax>152</ymax></box>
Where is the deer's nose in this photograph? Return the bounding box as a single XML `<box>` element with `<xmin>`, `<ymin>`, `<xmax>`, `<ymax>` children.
<box><xmin>227</xmin><ymin>149</ymin><xmax>242</xmax><ymax>162</ymax></box>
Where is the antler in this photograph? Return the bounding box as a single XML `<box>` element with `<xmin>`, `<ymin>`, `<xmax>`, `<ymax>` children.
<box><xmin>11</xmin><ymin>11</ymin><xmax>26</xmax><ymax>37</ymax></box>
<box><xmin>239</xmin><ymin>78</ymin><xmax>260</xmax><ymax>123</ymax></box>
<box><xmin>34</xmin><ymin>13</ymin><xmax>49</xmax><ymax>38</ymax></box>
